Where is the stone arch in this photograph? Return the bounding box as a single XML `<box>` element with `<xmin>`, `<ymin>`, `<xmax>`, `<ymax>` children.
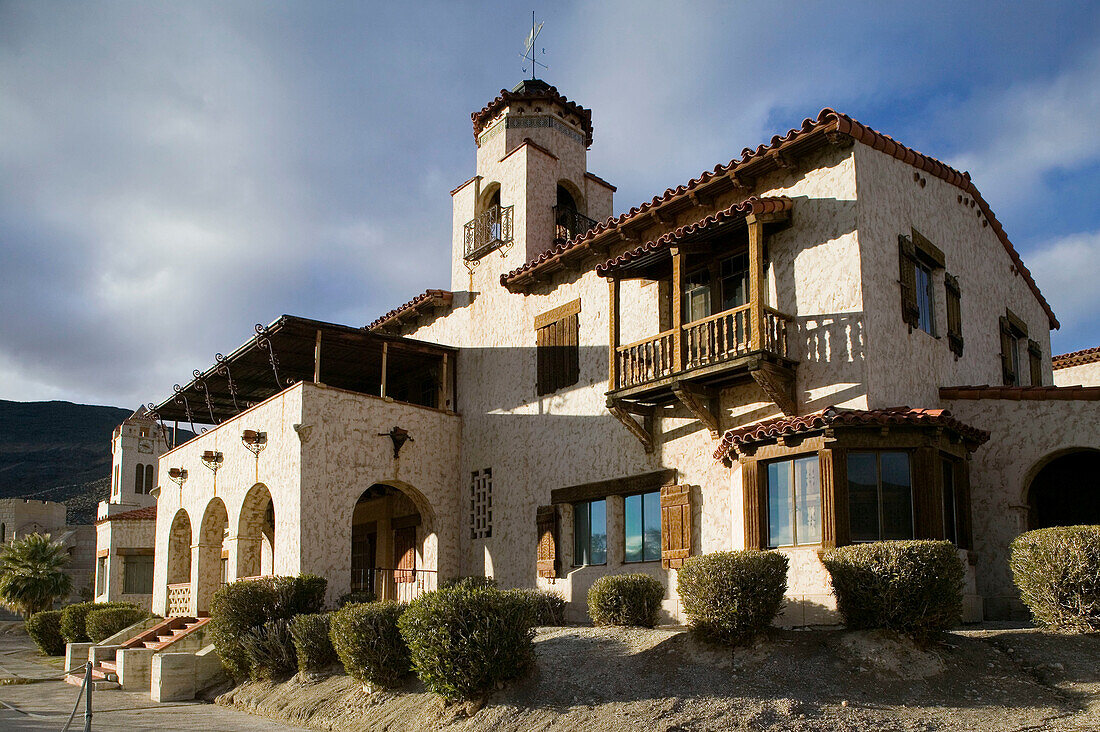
<box><xmin>556</xmin><ymin>178</ymin><xmax>586</xmax><ymax>215</ymax></box>
<box><xmin>166</xmin><ymin>508</ymin><xmax>192</xmax><ymax>585</ymax></box>
<box><xmin>349</xmin><ymin>480</ymin><xmax>437</xmax><ymax>602</ymax></box>
<box><xmin>236</xmin><ymin>483</ymin><xmax>276</xmax><ymax>580</ymax></box>
<box><xmin>195</xmin><ymin>498</ymin><xmax>229</xmax><ymax>614</ymax></box>
<box><xmin>1025</xmin><ymin>447</ymin><xmax>1100</xmax><ymax>530</ymax></box>
<box><xmin>478</xmin><ymin>181</ymin><xmax>502</xmax><ymax>214</ymax></box>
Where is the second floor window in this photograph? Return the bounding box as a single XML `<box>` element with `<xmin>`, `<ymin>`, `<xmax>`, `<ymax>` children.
<box><xmin>536</xmin><ymin>300</ymin><xmax>580</xmax><ymax>396</ymax></box>
<box><xmin>573</xmin><ymin>499</ymin><xmax>607</xmax><ymax>566</ymax></box>
<box><xmin>848</xmin><ymin>451</ymin><xmax>913</xmax><ymax>541</ymax></box>
<box><xmin>899</xmin><ymin>231</ymin><xmax>944</xmax><ymax>336</ymax></box>
<box><xmin>914</xmin><ymin>260</ymin><xmax>935</xmax><ymax>335</ymax></box>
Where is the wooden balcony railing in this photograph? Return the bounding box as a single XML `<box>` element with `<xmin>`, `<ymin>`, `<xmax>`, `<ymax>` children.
<box><xmin>613</xmin><ymin>304</ymin><xmax>794</xmax><ymax>391</ymax></box>
<box><xmin>464</xmin><ymin>205</ymin><xmax>514</xmax><ymax>262</ymax></box>
<box><xmin>616</xmin><ymin>330</ymin><xmax>676</xmax><ymax>390</ymax></box>
<box><xmin>167</xmin><ymin>582</ymin><xmax>191</xmax><ymax>617</ymax></box>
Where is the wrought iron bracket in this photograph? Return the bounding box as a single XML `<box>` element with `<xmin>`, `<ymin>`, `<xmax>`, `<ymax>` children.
<box><xmin>378</xmin><ymin>426</ymin><xmax>413</xmax><ymax>459</ymax></box>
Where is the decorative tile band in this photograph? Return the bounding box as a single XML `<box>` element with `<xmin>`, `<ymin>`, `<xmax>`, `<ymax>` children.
<box><xmin>477</xmin><ymin>115</ymin><xmax>585</xmax><ymax>148</ymax></box>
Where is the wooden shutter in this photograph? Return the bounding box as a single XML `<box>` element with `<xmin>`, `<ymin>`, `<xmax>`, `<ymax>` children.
<box><xmin>912</xmin><ymin>447</ymin><xmax>943</xmax><ymax>540</ymax></box>
<box><xmin>660</xmin><ymin>484</ymin><xmax>692</xmax><ymax>569</ymax></box>
<box><xmin>945</xmin><ymin>273</ymin><xmax>963</xmax><ymax>357</ymax></box>
<box><xmin>741</xmin><ymin>461</ymin><xmax>763</xmax><ymax>549</ymax></box>
<box><xmin>898</xmin><ymin>235</ymin><xmax>920</xmax><ymax>329</ymax></box>
<box><xmin>999</xmin><ymin>317</ymin><xmax>1016</xmax><ymax>386</ymax></box>
<box><xmin>393</xmin><ymin>526</ymin><xmax>416</xmax><ymax>583</ymax></box>
<box><xmin>536</xmin><ymin>301</ymin><xmax>581</xmax><ymax>396</ymax></box>
<box><xmin>1028</xmin><ymin>340</ymin><xmax>1043</xmax><ymax>387</ymax></box>
<box><xmin>536</xmin><ymin>505</ymin><xmax>558</xmax><ymax>578</ymax></box>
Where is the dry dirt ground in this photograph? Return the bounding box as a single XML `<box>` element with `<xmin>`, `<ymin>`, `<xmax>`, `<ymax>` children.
<box><xmin>217</xmin><ymin>623</ymin><xmax>1100</xmax><ymax>731</ymax></box>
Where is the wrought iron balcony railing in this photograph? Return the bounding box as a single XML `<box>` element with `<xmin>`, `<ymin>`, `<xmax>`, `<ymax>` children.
<box><xmin>464</xmin><ymin>204</ymin><xmax>514</xmax><ymax>263</ymax></box>
<box><xmin>554</xmin><ymin>205</ymin><xmax>597</xmax><ymax>243</ymax></box>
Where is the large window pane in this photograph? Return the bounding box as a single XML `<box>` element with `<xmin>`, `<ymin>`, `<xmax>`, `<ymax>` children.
<box><xmin>794</xmin><ymin>456</ymin><xmax>822</xmax><ymax>544</ymax></box>
<box><xmin>880</xmin><ymin>452</ymin><xmax>913</xmax><ymax>540</ymax></box>
<box><xmin>624</xmin><ymin>494</ymin><xmax>643</xmax><ymax>563</ymax></box>
<box><xmin>683</xmin><ymin>269</ymin><xmax>711</xmax><ymax>322</ymax></box>
<box><xmin>915</xmin><ymin>263</ymin><xmax>934</xmax><ymax>334</ymax></box>
<box><xmin>767</xmin><ymin>461</ymin><xmax>793</xmax><ymax>547</ymax></box>
<box><xmin>643</xmin><ymin>491</ymin><xmax>661</xmax><ymax>562</ymax></box>
<box><xmin>720</xmin><ymin>254</ymin><xmax>749</xmax><ymax>311</ymax></box>
<box><xmin>589</xmin><ymin>500</ymin><xmax>607</xmax><ymax>565</ymax></box>
<box><xmin>847</xmin><ymin>453</ymin><xmax>880</xmax><ymax>541</ymax></box>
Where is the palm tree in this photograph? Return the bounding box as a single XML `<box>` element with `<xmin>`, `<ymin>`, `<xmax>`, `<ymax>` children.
<box><xmin>0</xmin><ymin>533</ymin><xmax>72</xmax><ymax>617</ymax></box>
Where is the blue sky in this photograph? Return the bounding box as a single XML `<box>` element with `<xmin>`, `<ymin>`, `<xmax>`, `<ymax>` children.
<box><xmin>1</xmin><ymin>1</ymin><xmax>1098</xmax><ymax>408</ymax></box>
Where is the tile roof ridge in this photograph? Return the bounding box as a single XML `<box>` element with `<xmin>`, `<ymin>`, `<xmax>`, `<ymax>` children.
<box><xmin>368</xmin><ymin>289</ymin><xmax>454</xmax><ymax>331</ymax></box>
<box><xmin>1052</xmin><ymin>345</ymin><xmax>1100</xmax><ymax>369</ymax></box>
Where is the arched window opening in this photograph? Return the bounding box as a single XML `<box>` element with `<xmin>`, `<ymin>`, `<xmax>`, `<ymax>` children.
<box><xmin>351</xmin><ymin>484</ymin><xmax>430</xmax><ymax>603</ymax></box>
<box><xmin>134</xmin><ymin>464</ymin><xmax>144</xmax><ymax>494</ymax></box>
<box><xmin>1027</xmin><ymin>450</ymin><xmax>1100</xmax><ymax>530</ymax></box>
<box><xmin>554</xmin><ymin>182</ymin><xmax>594</xmax><ymax>242</ymax></box>
<box><xmin>144</xmin><ymin>464</ymin><xmax>154</xmax><ymax>494</ymax></box>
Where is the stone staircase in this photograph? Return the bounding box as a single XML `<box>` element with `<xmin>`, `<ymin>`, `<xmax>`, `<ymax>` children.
<box><xmin>65</xmin><ymin>616</ymin><xmax>212</xmax><ymax>691</ymax></box>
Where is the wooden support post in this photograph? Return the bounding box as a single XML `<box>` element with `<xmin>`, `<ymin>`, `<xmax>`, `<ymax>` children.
<box><xmin>439</xmin><ymin>353</ymin><xmax>449</xmax><ymax>410</ymax></box>
<box><xmin>313</xmin><ymin>329</ymin><xmax>322</xmax><ymax>383</ymax></box>
<box><xmin>608</xmin><ymin>277</ymin><xmax>620</xmax><ymax>390</ymax></box>
<box><xmin>607</xmin><ymin>398</ymin><xmax>655</xmax><ymax>454</ymax></box>
<box><xmin>747</xmin><ymin>215</ymin><xmax>765</xmax><ymax>352</ymax></box>
<box><xmin>671</xmin><ymin>381</ymin><xmax>720</xmax><ymax>438</ymax></box>
<box><xmin>380</xmin><ymin>341</ymin><xmax>389</xmax><ymax>398</ymax></box>
<box><xmin>671</xmin><ymin>246</ymin><xmax>684</xmax><ymax>372</ymax></box>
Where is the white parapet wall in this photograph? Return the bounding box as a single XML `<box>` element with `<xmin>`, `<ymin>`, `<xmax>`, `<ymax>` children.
<box><xmin>150</xmin><ymin>645</ymin><xmax>227</xmax><ymax>703</ymax></box>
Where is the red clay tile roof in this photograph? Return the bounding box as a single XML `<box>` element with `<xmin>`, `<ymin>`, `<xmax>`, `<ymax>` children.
<box><xmin>499</xmin><ymin>107</ymin><xmax>1058</xmax><ymax>330</ymax></box>
<box><xmin>473</xmin><ymin>84</ymin><xmax>593</xmax><ymax>147</ymax></box>
<box><xmin>1052</xmin><ymin>346</ymin><xmax>1100</xmax><ymax>370</ymax></box>
<box><xmin>368</xmin><ymin>289</ymin><xmax>453</xmax><ymax>332</ymax></box>
<box><xmin>595</xmin><ymin>197</ymin><xmax>792</xmax><ymax>277</ymax></box>
<box><xmin>713</xmin><ymin>406</ymin><xmax>990</xmax><ymax>461</ymax></box>
<box><xmin>939</xmin><ymin>385</ymin><xmax>1100</xmax><ymax>400</ymax></box>
<box><xmin>97</xmin><ymin>505</ymin><xmax>157</xmax><ymax>525</ymax></box>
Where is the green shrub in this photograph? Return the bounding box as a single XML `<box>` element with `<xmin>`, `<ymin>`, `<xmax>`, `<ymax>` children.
<box><xmin>240</xmin><ymin>619</ymin><xmax>297</xmax><ymax>680</ymax></box>
<box><xmin>26</xmin><ymin>609</ymin><xmax>65</xmax><ymax>656</ymax></box>
<box><xmin>505</xmin><ymin>588</ymin><xmax>567</xmax><ymax>626</ymax></box>
<box><xmin>1011</xmin><ymin>525</ymin><xmax>1100</xmax><ymax>632</ymax></box>
<box><xmin>60</xmin><ymin>601</ymin><xmax>142</xmax><ymax>643</ymax></box>
<box><xmin>290</xmin><ymin>612</ymin><xmax>338</xmax><ymax>675</ymax></box>
<box><xmin>399</xmin><ymin>586</ymin><xmax>534</xmax><ymax>702</ymax></box>
<box><xmin>678</xmin><ymin>550</ymin><xmax>789</xmax><ymax>645</ymax></box>
<box><xmin>440</xmin><ymin>576</ymin><xmax>497</xmax><ymax>590</ymax></box>
<box><xmin>336</xmin><ymin>591</ymin><xmax>376</xmax><ymax>608</ymax></box>
<box><xmin>209</xmin><ymin>574</ymin><xmax>328</xmax><ymax>681</ymax></box>
<box><xmin>330</xmin><ymin>601</ymin><xmax>410</xmax><ymax>689</ymax></box>
<box><xmin>85</xmin><ymin>606</ymin><xmax>150</xmax><ymax>643</ymax></box>
<box><xmin>821</xmin><ymin>540</ymin><xmax>964</xmax><ymax>640</ymax></box>
<box><xmin>587</xmin><ymin>574</ymin><xmax>665</xmax><ymax>628</ymax></box>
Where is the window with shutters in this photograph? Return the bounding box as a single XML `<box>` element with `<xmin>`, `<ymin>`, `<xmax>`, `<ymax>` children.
<box><xmin>573</xmin><ymin>499</ymin><xmax>606</xmax><ymax>566</ymax></box>
<box><xmin>535</xmin><ymin>300</ymin><xmax>581</xmax><ymax>396</ymax></box>
<box><xmin>945</xmin><ymin>273</ymin><xmax>963</xmax><ymax>357</ymax></box>
<box><xmin>999</xmin><ymin>310</ymin><xmax>1028</xmax><ymax>386</ymax></box>
<box><xmin>1028</xmin><ymin>340</ymin><xmax>1044</xmax><ymax>387</ymax></box>
<box><xmin>123</xmin><ymin>555</ymin><xmax>154</xmax><ymax>594</ymax></box>
<box><xmin>898</xmin><ymin>230</ymin><xmax>945</xmax><ymax>336</ymax></box>
<box><xmin>847</xmin><ymin>452</ymin><xmax>914</xmax><ymax>541</ymax></box>
<box><xmin>766</xmin><ymin>455</ymin><xmax>821</xmax><ymax>547</ymax></box>
<box><xmin>624</xmin><ymin>491</ymin><xmax>661</xmax><ymax>563</ymax></box>
<box><xmin>470</xmin><ymin>468</ymin><xmax>492</xmax><ymax>539</ymax></box>
<box><xmin>659</xmin><ymin>484</ymin><xmax>692</xmax><ymax>569</ymax></box>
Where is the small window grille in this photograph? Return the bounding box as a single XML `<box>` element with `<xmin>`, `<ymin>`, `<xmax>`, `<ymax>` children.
<box><xmin>470</xmin><ymin>468</ymin><xmax>492</xmax><ymax>539</ymax></box>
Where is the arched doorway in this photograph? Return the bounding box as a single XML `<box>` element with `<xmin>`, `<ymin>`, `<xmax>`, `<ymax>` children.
<box><xmin>1027</xmin><ymin>449</ymin><xmax>1100</xmax><ymax>529</ymax></box>
<box><xmin>166</xmin><ymin>509</ymin><xmax>192</xmax><ymax>616</ymax></box>
<box><xmin>236</xmin><ymin>484</ymin><xmax>275</xmax><ymax>580</ymax></box>
<box><xmin>195</xmin><ymin>498</ymin><xmax>229</xmax><ymax>614</ymax></box>
<box><xmin>350</xmin><ymin>483</ymin><xmax>436</xmax><ymax>602</ymax></box>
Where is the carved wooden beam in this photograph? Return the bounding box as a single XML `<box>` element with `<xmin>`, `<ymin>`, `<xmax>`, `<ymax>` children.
<box><xmin>671</xmin><ymin>381</ymin><xmax>719</xmax><ymax>438</ymax></box>
<box><xmin>607</xmin><ymin>398</ymin><xmax>655</xmax><ymax>454</ymax></box>
<box><xmin>750</xmin><ymin>361</ymin><xmax>797</xmax><ymax>416</ymax></box>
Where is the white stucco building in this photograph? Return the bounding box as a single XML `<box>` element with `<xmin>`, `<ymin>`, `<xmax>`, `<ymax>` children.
<box><xmin>140</xmin><ymin>79</ymin><xmax>1099</xmax><ymax>623</ymax></box>
<box><xmin>0</xmin><ymin>499</ymin><xmax>95</xmax><ymax>604</ymax></box>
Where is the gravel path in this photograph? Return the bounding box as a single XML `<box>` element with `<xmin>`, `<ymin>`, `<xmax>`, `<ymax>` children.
<box><xmin>219</xmin><ymin>624</ymin><xmax>1100</xmax><ymax>731</ymax></box>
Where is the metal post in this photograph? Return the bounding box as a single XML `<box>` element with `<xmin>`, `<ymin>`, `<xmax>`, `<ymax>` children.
<box><xmin>84</xmin><ymin>661</ymin><xmax>92</xmax><ymax>732</ymax></box>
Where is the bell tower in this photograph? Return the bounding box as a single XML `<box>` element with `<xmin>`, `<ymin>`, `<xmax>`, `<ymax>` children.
<box><xmin>97</xmin><ymin>406</ymin><xmax>167</xmax><ymax>519</ymax></box>
<box><xmin>450</xmin><ymin>79</ymin><xmax>615</xmax><ymax>290</ymax></box>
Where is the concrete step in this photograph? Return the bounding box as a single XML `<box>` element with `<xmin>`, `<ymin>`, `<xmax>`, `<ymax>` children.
<box><xmin>99</xmin><ymin>660</ymin><xmax>116</xmax><ymax>673</ymax></box>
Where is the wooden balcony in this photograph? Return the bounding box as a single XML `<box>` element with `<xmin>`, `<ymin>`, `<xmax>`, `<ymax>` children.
<box><xmin>600</xmin><ymin>197</ymin><xmax>797</xmax><ymax>452</ymax></box>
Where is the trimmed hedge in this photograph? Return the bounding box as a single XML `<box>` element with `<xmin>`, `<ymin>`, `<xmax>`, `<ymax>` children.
<box><xmin>241</xmin><ymin>619</ymin><xmax>297</xmax><ymax>680</ymax></box>
<box><xmin>506</xmin><ymin>588</ymin><xmax>567</xmax><ymax>626</ymax></box>
<box><xmin>290</xmin><ymin>612</ymin><xmax>338</xmax><ymax>675</ymax></box>
<box><xmin>209</xmin><ymin>574</ymin><xmax>327</xmax><ymax>680</ymax></box>
<box><xmin>26</xmin><ymin>609</ymin><xmax>65</xmax><ymax>656</ymax></box>
<box><xmin>1011</xmin><ymin>525</ymin><xmax>1100</xmax><ymax>632</ymax></box>
<box><xmin>60</xmin><ymin>601</ymin><xmax>141</xmax><ymax>643</ymax></box>
<box><xmin>440</xmin><ymin>576</ymin><xmax>498</xmax><ymax>591</ymax></box>
<box><xmin>399</xmin><ymin>585</ymin><xmax>534</xmax><ymax>702</ymax></box>
<box><xmin>587</xmin><ymin>574</ymin><xmax>665</xmax><ymax>628</ymax></box>
<box><xmin>677</xmin><ymin>550</ymin><xmax>788</xmax><ymax>645</ymax></box>
<box><xmin>821</xmin><ymin>540</ymin><xmax>964</xmax><ymax>640</ymax></box>
<box><xmin>336</xmin><ymin>591</ymin><xmax>376</xmax><ymax>608</ymax></box>
<box><xmin>86</xmin><ymin>606</ymin><xmax>150</xmax><ymax>643</ymax></box>
<box><xmin>330</xmin><ymin>601</ymin><xmax>410</xmax><ymax>689</ymax></box>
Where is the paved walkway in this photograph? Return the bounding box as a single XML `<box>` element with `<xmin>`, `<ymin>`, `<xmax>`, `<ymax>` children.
<box><xmin>0</xmin><ymin>626</ymin><xmax>309</xmax><ymax>731</ymax></box>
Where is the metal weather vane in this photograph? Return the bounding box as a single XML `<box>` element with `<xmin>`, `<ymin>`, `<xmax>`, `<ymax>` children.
<box><xmin>520</xmin><ymin>11</ymin><xmax>547</xmax><ymax>80</ymax></box>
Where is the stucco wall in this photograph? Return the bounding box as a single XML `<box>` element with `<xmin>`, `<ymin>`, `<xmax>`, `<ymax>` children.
<box><xmin>95</xmin><ymin>518</ymin><xmax>155</xmax><ymax>608</ymax></box>
<box><xmin>1053</xmin><ymin>360</ymin><xmax>1100</xmax><ymax>387</ymax></box>
<box><xmin>942</xmin><ymin>397</ymin><xmax>1100</xmax><ymax>617</ymax></box>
